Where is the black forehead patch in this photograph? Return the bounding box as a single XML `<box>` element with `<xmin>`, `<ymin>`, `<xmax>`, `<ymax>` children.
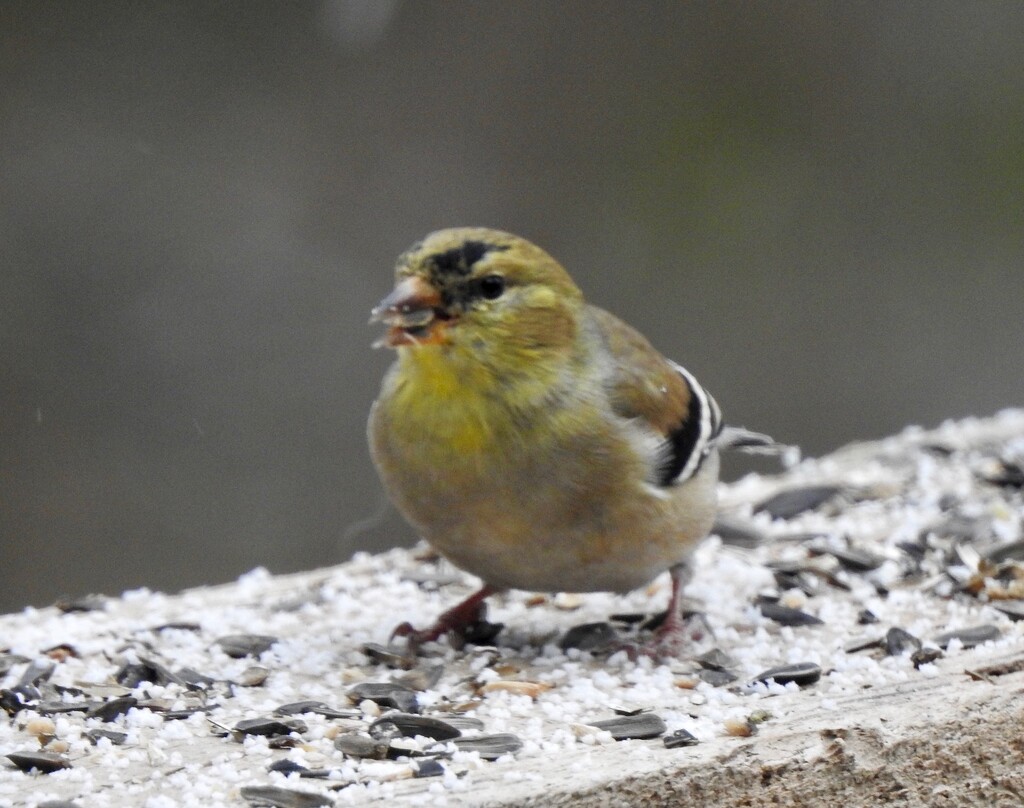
<box><xmin>428</xmin><ymin>240</ymin><xmax>508</xmax><ymax>276</ymax></box>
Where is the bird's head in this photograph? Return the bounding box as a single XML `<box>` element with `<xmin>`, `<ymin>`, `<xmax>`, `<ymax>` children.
<box><xmin>371</xmin><ymin>228</ymin><xmax>583</xmax><ymax>364</ymax></box>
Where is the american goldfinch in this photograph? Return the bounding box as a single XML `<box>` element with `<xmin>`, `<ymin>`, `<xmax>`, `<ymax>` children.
<box><xmin>369</xmin><ymin>228</ymin><xmax>730</xmax><ymax>657</ymax></box>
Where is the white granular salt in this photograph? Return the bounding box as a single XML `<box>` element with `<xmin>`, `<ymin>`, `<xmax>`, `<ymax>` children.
<box><xmin>1</xmin><ymin>412</ymin><xmax>1022</xmax><ymax>805</ymax></box>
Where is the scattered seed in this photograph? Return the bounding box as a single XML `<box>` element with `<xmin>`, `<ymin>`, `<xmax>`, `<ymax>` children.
<box><xmin>385</xmin><ymin>737</ymin><xmax>429</xmax><ymax>758</ymax></box>
<box><xmin>176</xmin><ymin>667</ymin><xmax>218</xmax><ymax>688</ymax></box>
<box><xmin>334</xmin><ymin>733</ymin><xmax>389</xmax><ymax>759</ymax></box>
<box><xmin>723</xmin><ymin>717</ymin><xmax>756</xmax><ymax>737</ymax></box>
<box><xmin>452</xmin><ymin>733</ymin><xmax>523</xmax><ymax>760</ymax></box>
<box><xmin>698</xmin><ymin>669</ymin><xmax>737</xmax><ymax>687</ymax></box>
<box><xmin>44</xmin><ymin>740</ymin><xmax>69</xmax><ymax>755</ymax></box>
<box><xmin>968</xmin><ymin>657</ymin><xmax>1024</xmax><ymax>678</ymax></box>
<box><xmin>478</xmin><ymin>681</ymin><xmax>552</xmax><ymax>699</ymax></box>
<box><xmin>991</xmin><ymin>601</ymin><xmax>1024</xmax><ymax>621</ymax></box>
<box><xmin>268</xmin><ymin>759</ymin><xmax>308</xmax><ymax>774</ymax></box>
<box><xmin>347</xmin><ymin>682</ymin><xmax>419</xmax><ymax>714</ymax></box>
<box><xmin>986</xmin><ymin>541</ymin><xmax>1024</xmax><ymax>564</ymax></box>
<box><xmin>782</xmin><ymin>532</ymin><xmax>831</xmax><ymax>544</ymax></box>
<box><xmin>239</xmin><ymin>785</ymin><xmax>332</xmax><ymax>808</ymax></box>
<box><xmin>359</xmin><ymin>700</ymin><xmax>381</xmax><ymax>717</ymax></box>
<box><xmin>24</xmin><ymin>716</ymin><xmax>56</xmax><ymax>742</ymax></box>
<box><xmin>215</xmin><ymin>635</ymin><xmax>278</xmax><ymax>659</ymax></box>
<box><xmin>115</xmin><ymin>659</ymin><xmax>184</xmax><ymax>688</ymax></box>
<box><xmin>163</xmin><ymin>705</ymin><xmax>218</xmax><ymax>720</ymax></box>
<box><xmin>238</xmin><ymin>666</ymin><xmax>270</xmax><ymax>687</ymax></box>
<box><xmin>0</xmin><ymin>655</ymin><xmax>30</xmax><ymax>678</ymax></box>
<box><xmin>697</xmin><ymin>648</ymin><xmax>738</xmax><ymax>671</ymax></box>
<box><xmin>86</xmin><ymin>728</ymin><xmax>128</xmax><ymax>745</ymax></box>
<box><xmin>233</xmin><ymin>717</ymin><xmax>308</xmax><ymax>738</ymax></box>
<box><xmin>42</xmin><ymin>644</ymin><xmax>78</xmax><ymax>662</ymax></box>
<box><xmin>750</xmin><ymin>662</ymin><xmax>822</xmax><ymax>687</ymax></box>
<box><xmin>845</xmin><ymin>636</ymin><xmax>884</xmax><ymax>654</ymax></box>
<box><xmin>268</xmin><ymin>736</ymin><xmax>303</xmax><ymax>750</ymax></box>
<box><xmin>754</xmin><ymin>486</ymin><xmax>842</xmax><ymax>519</ymax></box>
<box><xmin>459</xmin><ymin>619</ymin><xmax>504</xmax><ymax>647</ymax></box>
<box><xmin>54</xmin><ymin>594</ymin><xmax>107</xmax><ymax>614</ymax></box>
<box><xmin>434</xmin><ymin>715</ymin><xmax>484</xmax><ymax>732</ymax></box>
<box><xmin>150</xmin><ymin>621</ymin><xmax>202</xmax><ymax>632</ymax></box>
<box><xmin>933</xmin><ymin>625</ymin><xmax>1001</xmax><ymax>649</ymax></box>
<box><xmin>369</xmin><ymin>713</ymin><xmax>461</xmax><ymax>741</ymax></box>
<box><xmin>663</xmin><ymin>728</ymin><xmax>699</xmax><ymax>749</ymax></box>
<box><xmin>36</xmin><ymin>700</ymin><xmax>94</xmax><ymax>716</ymax></box>
<box><xmin>0</xmin><ymin>690</ymin><xmax>29</xmax><ymax>716</ymax></box>
<box><xmin>926</xmin><ymin>515</ymin><xmax>987</xmax><ymax>542</ymax></box>
<box><xmin>749</xmin><ymin>709</ymin><xmax>773</xmax><ymax>724</ymax></box>
<box><xmin>885</xmin><ymin>627</ymin><xmax>922</xmax><ymax>656</ymax></box>
<box><xmin>897</xmin><ymin>541</ymin><xmax>927</xmax><ymax>562</ymax></box>
<box><xmin>816</xmin><ymin>545</ymin><xmax>883</xmax><ymax>572</ymax></box>
<box><xmin>414</xmin><ymin>758</ymin><xmax>446</xmax><ymax>778</ymax></box>
<box><xmin>136</xmin><ymin>698</ymin><xmax>175</xmax><ymax>713</ymax></box>
<box><xmin>411</xmin><ymin>544</ymin><xmax>442</xmax><ymax>562</ymax></box>
<box><xmin>608</xmin><ymin>612</ymin><xmax>647</xmax><ymax>626</ymax></box>
<box><xmin>553</xmin><ymin>593</ymin><xmax>584</xmax><ymax>610</ymax></box>
<box><xmin>712</xmin><ymin>515</ymin><xmax>764</xmax><ymax>548</ymax></box>
<box><xmin>771</xmin><ymin>568</ymin><xmax>819</xmax><ymax>597</ymax></box>
<box><xmin>911</xmin><ymin>648</ymin><xmax>943</xmax><ymax>669</ymax></box>
<box><xmin>275</xmin><ymin>701</ymin><xmax>360</xmax><ymax>720</ymax></box>
<box><xmin>87</xmin><ymin>696</ymin><xmax>137</xmax><ymax>723</ymax></box>
<box><xmin>559</xmin><ymin>622</ymin><xmax>619</xmax><ymax>652</ymax></box>
<box><xmin>362</xmin><ymin>643</ymin><xmax>415</xmax><ymax>669</ymax></box>
<box><xmin>640</xmin><ymin>611</ymin><xmax>668</xmax><ymax>632</ymax></box>
<box><xmin>587</xmin><ymin>713</ymin><xmax>666</xmax><ymax>740</ymax></box>
<box><xmin>17</xmin><ymin>661</ymin><xmax>54</xmax><ymax>689</ymax></box>
<box><xmin>636</xmin><ymin>609</ymin><xmax>706</xmax><ymax>637</ymax></box>
<box><xmin>5</xmin><ymin>750</ymin><xmax>71</xmax><ymax>773</ymax></box>
<box><xmin>756</xmin><ymin>600</ymin><xmax>823</xmax><ymax>627</ymax></box>
<box><xmin>393</xmin><ymin>664</ymin><xmax>445</xmax><ymax>692</ymax></box>
<box><xmin>982</xmin><ymin>461</ymin><xmax>1024</xmax><ymax>489</ymax></box>
<box><xmin>296</xmin><ymin>768</ymin><xmax>339</xmax><ymax>780</ymax></box>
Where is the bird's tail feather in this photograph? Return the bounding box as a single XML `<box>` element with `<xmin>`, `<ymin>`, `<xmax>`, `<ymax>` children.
<box><xmin>715</xmin><ymin>426</ymin><xmax>800</xmax><ymax>466</ymax></box>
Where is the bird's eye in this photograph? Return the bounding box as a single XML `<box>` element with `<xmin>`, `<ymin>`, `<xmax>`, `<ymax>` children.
<box><xmin>478</xmin><ymin>275</ymin><xmax>506</xmax><ymax>300</ymax></box>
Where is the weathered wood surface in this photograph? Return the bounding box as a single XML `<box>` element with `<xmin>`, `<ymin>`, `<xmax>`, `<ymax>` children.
<box><xmin>2</xmin><ymin>411</ymin><xmax>1023</xmax><ymax>807</ymax></box>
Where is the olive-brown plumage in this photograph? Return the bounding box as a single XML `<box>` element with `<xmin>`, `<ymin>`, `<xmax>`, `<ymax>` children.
<box><xmin>369</xmin><ymin>228</ymin><xmax>725</xmax><ymax>655</ymax></box>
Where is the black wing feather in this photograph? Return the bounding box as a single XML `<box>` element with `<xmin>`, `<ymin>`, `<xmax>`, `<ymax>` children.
<box><xmin>655</xmin><ymin>364</ymin><xmax>722</xmax><ymax>487</ymax></box>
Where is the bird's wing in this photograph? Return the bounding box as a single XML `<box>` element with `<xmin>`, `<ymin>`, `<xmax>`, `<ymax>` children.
<box><xmin>585</xmin><ymin>305</ymin><xmax>721</xmax><ymax>486</ymax></box>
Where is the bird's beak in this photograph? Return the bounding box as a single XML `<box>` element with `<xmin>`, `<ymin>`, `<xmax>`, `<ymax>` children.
<box><xmin>370</xmin><ymin>276</ymin><xmax>446</xmax><ymax>348</ymax></box>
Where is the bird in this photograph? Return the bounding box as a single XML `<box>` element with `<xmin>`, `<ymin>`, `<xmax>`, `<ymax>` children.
<box><xmin>368</xmin><ymin>227</ymin><xmax>769</xmax><ymax>658</ymax></box>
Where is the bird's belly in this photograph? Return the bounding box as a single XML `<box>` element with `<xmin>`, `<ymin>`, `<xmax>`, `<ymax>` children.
<box><xmin>406</xmin><ymin>454</ymin><xmax>719</xmax><ymax>594</ymax></box>
<box><xmin>370</xmin><ymin>393</ymin><xmax>719</xmax><ymax>595</ymax></box>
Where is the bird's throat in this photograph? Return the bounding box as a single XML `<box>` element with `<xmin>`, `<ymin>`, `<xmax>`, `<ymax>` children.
<box><xmin>392</xmin><ymin>343</ymin><xmax>562</xmax><ymax>456</ymax></box>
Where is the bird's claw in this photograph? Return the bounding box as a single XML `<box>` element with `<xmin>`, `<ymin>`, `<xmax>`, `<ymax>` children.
<box><xmin>388</xmin><ymin>621</ymin><xmax>437</xmax><ymax>654</ymax></box>
<box><xmin>387</xmin><ymin>585</ymin><xmax>502</xmax><ymax>656</ymax></box>
<box><xmin>613</xmin><ymin>612</ymin><xmax>713</xmax><ymax>661</ymax></box>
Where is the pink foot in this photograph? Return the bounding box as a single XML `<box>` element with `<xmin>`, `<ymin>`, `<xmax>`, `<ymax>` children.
<box><xmin>618</xmin><ymin>564</ymin><xmax>709</xmax><ymax>660</ymax></box>
<box><xmin>391</xmin><ymin>585</ymin><xmax>502</xmax><ymax>653</ymax></box>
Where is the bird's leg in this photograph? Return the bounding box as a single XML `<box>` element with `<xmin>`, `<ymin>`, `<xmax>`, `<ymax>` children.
<box><xmin>620</xmin><ymin>562</ymin><xmax>708</xmax><ymax>660</ymax></box>
<box><xmin>391</xmin><ymin>585</ymin><xmax>501</xmax><ymax>652</ymax></box>
<box><xmin>650</xmin><ymin>562</ymin><xmax>699</xmax><ymax>655</ymax></box>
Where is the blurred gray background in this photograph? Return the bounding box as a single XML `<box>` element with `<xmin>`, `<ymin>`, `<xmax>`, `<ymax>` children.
<box><xmin>3</xmin><ymin>1</ymin><xmax>1023</xmax><ymax>613</ymax></box>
